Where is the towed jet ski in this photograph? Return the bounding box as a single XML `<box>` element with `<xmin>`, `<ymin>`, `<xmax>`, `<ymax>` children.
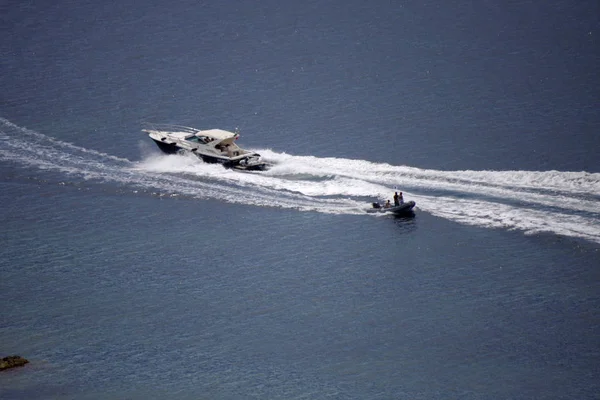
<box><xmin>143</xmin><ymin>124</ymin><xmax>270</xmax><ymax>171</ymax></box>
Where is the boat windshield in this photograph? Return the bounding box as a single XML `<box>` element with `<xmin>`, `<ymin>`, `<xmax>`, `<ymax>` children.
<box><xmin>186</xmin><ymin>136</ymin><xmax>215</xmax><ymax>144</ymax></box>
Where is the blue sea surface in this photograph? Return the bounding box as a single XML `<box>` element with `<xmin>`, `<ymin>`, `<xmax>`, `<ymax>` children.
<box><xmin>1</xmin><ymin>0</ymin><xmax>599</xmax><ymax>399</ymax></box>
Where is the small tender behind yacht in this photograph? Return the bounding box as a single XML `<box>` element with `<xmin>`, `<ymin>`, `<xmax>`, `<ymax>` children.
<box><xmin>367</xmin><ymin>200</ymin><xmax>416</xmax><ymax>215</ymax></box>
<box><xmin>143</xmin><ymin>124</ymin><xmax>270</xmax><ymax>171</ymax></box>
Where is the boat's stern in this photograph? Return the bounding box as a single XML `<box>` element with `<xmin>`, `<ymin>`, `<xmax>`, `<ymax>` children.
<box><xmin>231</xmin><ymin>154</ymin><xmax>271</xmax><ymax>171</ymax></box>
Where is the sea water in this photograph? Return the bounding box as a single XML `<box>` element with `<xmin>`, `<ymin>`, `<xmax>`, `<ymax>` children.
<box><xmin>2</xmin><ymin>1</ymin><xmax>599</xmax><ymax>399</ymax></box>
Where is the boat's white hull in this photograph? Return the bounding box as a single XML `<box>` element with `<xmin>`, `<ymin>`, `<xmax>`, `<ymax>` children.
<box><xmin>150</xmin><ymin>138</ymin><xmax>270</xmax><ymax>171</ymax></box>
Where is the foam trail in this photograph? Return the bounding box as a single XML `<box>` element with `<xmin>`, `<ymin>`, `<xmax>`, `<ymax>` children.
<box><xmin>1</xmin><ymin>118</ymin><xmax>599</xmax><ymax>244</ymax></box>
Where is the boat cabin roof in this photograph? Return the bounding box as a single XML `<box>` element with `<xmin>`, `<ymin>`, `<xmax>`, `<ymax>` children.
<box><xmin>161</xmin><ymin>128</ymin><xmax>236</xmax><ymax>141</ymax></box>
<box><xmin>197</xmin><ymin>129</ymin><xmax>237</xmax><ymax>140</ymax></box>
<box><xmin>149</xmin><ymin>129</ymin><xmax>238</xmax><ymax>142</ymax></box>
<box><xmin>144</xmin><ymin>125</ymin><xmax>240</xmax><ymax>145</ymax></box>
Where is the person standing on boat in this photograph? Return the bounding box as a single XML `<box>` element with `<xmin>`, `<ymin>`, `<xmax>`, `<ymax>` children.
<box><xmin>399</xmin><ymin>192</ymin><xmax>404</xmax><ymax>204</ymax></box>
<box><xmin>393</xmin><ymin>192</ymin><xmax>400</xmax><ymax>206</ymax></box>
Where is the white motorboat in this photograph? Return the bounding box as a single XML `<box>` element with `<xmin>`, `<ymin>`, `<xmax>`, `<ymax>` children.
<box><xmin>143</xmin><ymin>124</ymin><xmax>270</xmax><ymax>171</ymax></box>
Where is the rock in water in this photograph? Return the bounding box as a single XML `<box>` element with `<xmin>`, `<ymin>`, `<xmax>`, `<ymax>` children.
<box><xmin>0</xmin><ymin>355</ymin><xmax>29</xmax><ymax>371</ymax></box>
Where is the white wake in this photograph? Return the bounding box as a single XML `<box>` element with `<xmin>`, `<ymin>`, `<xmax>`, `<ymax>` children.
<box><xmin>1</xmin><ymin>118</ymin><xmax>599</xmax><ymax>244</ymax></box>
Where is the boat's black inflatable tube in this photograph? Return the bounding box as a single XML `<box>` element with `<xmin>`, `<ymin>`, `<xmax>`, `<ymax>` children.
<box><xmin>367</xmin><ymin>201</ymin><xmax>416</xmax><ymax>215</ymax></box>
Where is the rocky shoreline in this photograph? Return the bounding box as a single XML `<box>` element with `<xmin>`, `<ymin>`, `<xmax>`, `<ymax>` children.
<box><xmin>0</xmin><ymin>356</ymin><xmax>29</xmax><ymax>371</ymax></box>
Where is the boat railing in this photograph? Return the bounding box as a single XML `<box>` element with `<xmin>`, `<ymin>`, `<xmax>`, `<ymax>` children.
<box><xmin>142</xmin><ymin>123</ymin><xmax>202</xmax><ymax>135</ymax></box>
